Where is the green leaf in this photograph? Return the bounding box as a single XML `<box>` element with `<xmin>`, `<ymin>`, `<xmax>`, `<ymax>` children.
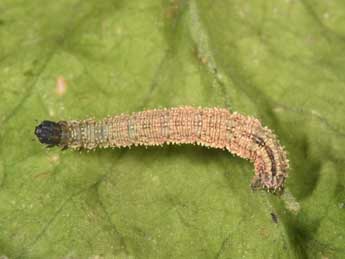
<box><xmin>0</xmin><ymin>0</ymin><xmax>344</xmax><ymax>258</ymax></box>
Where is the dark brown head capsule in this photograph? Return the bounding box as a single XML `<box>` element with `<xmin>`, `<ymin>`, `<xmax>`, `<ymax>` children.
<box><xmin>34</xmin><ymin>120</ymin><xmax>63</xmax><ymax>148</ymax></box>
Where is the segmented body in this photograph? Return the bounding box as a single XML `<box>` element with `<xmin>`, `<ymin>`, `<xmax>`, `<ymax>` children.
<box><xmin>58</xmin><ymin>107</ymin><xmax>288</xmax><ymax>192</ymax></box>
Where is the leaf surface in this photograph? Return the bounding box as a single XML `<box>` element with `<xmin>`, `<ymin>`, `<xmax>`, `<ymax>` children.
<box><xmin>0</xmin><ymin>0</ymin><xmax>344</xmax><ymax>258</ymax></box>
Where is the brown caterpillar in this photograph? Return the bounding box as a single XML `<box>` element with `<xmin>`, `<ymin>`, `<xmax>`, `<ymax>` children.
<box><xmin>34</xmin><ymin>107</ymin><xmax>289</xmax><ymax>193</ymax></box>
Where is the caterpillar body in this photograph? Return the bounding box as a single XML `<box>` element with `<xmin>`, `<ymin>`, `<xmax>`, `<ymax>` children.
<box><xmin>34</xmin><ymin>107</ymin><xmax>289</xmax><ymax>193</ymax></box>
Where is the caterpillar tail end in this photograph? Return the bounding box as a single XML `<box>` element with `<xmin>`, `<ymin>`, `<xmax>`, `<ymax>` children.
<box><xmin>34</xmin><ymin>120</ymin><xmax>66</xmax><ymax>149</ymax></box>
<box><xmin>250</xmin><ymin>176</ymin><xmax>284</xmax><ymax>196</ymax></box>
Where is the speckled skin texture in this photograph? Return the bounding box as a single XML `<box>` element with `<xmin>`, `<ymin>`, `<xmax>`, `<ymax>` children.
<box><xmin>57</xmin><ymin>107</ymin><xmax>288</xmax><ymax>193</ymax></box>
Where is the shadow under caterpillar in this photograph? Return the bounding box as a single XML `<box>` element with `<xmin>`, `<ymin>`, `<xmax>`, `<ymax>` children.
<box><xmin>34</xmin><ymin>107</ymin><xmax>289</xmax><ymax>194</ymax></box>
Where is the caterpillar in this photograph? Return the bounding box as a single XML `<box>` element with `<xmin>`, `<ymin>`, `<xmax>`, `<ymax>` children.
<box><xmin>34</xmin><ymin>107</ymin><xmax>289</xmax><ymax>193</ymax></box>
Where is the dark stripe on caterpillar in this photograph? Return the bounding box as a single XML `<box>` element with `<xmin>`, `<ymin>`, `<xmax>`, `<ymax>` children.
<box><xmin>253</xmin><ymin>135</ymin><xmax>277</xmax><ymax>177</ymax></box>
<box><xmin>34</xmin><ymin>107</ymin><xmax>289</xmax><ymax>194</ymax></box>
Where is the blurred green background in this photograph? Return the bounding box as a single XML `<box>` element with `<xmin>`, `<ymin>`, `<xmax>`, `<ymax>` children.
<box><xmin>0</xmin><ymin>0</ymin><xmax>344</xmax><ymax>258</ymax></box>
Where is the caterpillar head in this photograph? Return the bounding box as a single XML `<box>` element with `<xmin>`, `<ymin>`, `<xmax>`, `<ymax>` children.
<box><xmin>34</xmin><ymin>120</ymin><xmax>62</xmax><ymax>148</ymax></box>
